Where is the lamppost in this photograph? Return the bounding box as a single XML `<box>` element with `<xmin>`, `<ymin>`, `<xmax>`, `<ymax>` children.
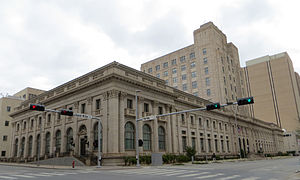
<box><xmin>135</xmin><ymin>90</ymin><xmax>141</xmax><ymax>167</ymax></box>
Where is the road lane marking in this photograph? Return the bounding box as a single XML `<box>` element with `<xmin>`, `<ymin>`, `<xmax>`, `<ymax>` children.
<box><xmin>0</xmin><ymin>176</ymin><xmax>17</xmax><ymax>179</ymax></box>
<box><xmin>240</xmin><ymin>177</ymin><xmax>260</xmax><ymax>180</ymax></box>
<box><xmin>195</xmin><ymin>173</ymin><xmax>224</xmax><ymax>179</ymax></box>
<box><xmin>177</xmin><ymin>172</ymin><xmax>209</xmax><ymax>177</ymax></box>
<box><xmin>11</xmin><ymin>174</ymin><xmax>36</xmax><ymax>178</ymax></box>
<box><xmin>217</xmin><ymin>175</ymin><xmax>241</xmax><ymax>180</ymax></box>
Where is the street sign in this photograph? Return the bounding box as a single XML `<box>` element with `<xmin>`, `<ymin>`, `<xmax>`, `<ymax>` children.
<box><xmin>74</xmin><ymin>113</ymin><xmax>93</xmax><ymax>119</ymax></box>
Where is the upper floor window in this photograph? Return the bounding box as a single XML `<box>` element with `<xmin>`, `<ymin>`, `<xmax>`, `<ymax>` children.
<box><xmin>182</xmin><ymin>74</ymin><xmax>187</xmax><ymax>80</ymax></box>
<box><xmin>205</xmin><ymin>77</ymin><xmax>210</xmax><ymax>86</ymax></box>
<box><xmin>127</xmin><ymin>99</ymin><xmax>133</xmax><ymax>109</ymax></box>
<box><xmin>81</xmin><ymin>103</ymin><xmax>86</xmax><ymax>113</ymax></box>
<box><xmin>171</xmin><ymin>59</ymin><xmax>177</xmax><ymax>65</ymax></box>
<box><xmin>158</xmin><ymin>106</ymin><xmax>163</xmax><ymax>115</ymax></box>
<box><xmin>4</xmin><ymin>121</ymin><xmax>9</xmax><ymax>126</ymax></box>
<box><xmin>207</xmin><ymin>89</ymin><xmax>211</xmax><ymax>96</ymax></box>
<box><xmin>180</xmin><ymin>56</ymin><xmax>186</xmax><ymax>63</ymax></box>
<box><xmin>96</xmin><ymin>99</ymin><xmax>101</xmax><ymax>110</ymax></box>
<box><xmin>192</xmin><ymin>81</ymin><xmax>197</xmax><ymax>89</ymax></box>
<box><xmin>172</xmin><ymin>68</ymin><xmax>177</xmax><ymax>74</ymax></box>
<box><xmin>203</xmin><ymin>57</ymin><xmax>208</xmax><ymax>64</ymax></box>
<box><xmin>190</xmin><ymin>62</ymin><xmax>196</xmax><ymax>68</ymax></box>
<box><xmin>190</xmin><ymin>52</ymin><xmax>195</xmax><ymax>59</ymax></box>
<box><xmin>193</xmin><ymin>92</ymin><xmax>198</xmax><ymax>97</ymax></box>
<box><xmin>156</xmin><ymin>73</ymin><xmax>160</xmax><ymax>78</ymax></box>
<box><xmin>163</xmin><ymin>62</ymin><xmax>168</xmax><ymax>68</ymax></box>
<box><xmin>182</xmin><ymin>84</ymin><xmax>187</xmax><ymax>91</ymax></box>
<box><xmin>7</xmin><ymin>106</ymin><xmax>11</xmax><ymax>112</ymax></box>
<box><xmin>173</xmin><ymin>77</ymin><xmax>177</xmax><ymax>83</ymax></box>
<box><xmin>202</xmin><ymin>48</ymin><xmax>207</xmax><ymax>55</ymax></box>
<box><xmin>155</xmin><ymin>65</ymin><xmax>160</xmax><ymax>71</ymax></box>
<box><xmin>181</xmin><ymin>65</ymin><xmax>186</xmax><ymax>71</ymax></box>
<box><xmin>205</xmin><ymin>67</ymin><xmax>209</xmax><ymax>75</ymax></box>
<box><xmin>47</xmin><ymin>114</ymin><xmax>51</xmax><ymax>124</ymax></box>
<box><xmin>191</xmin><ymin>71</ymin><xmax>197</xmax><ymax>78</ymax></box>
<box><xmin>148</xmin><ymin>68</ymin><xmax>152</xmax><ymax>73</ymax></box>
<box><xmin>144</xmin><ymin>103</ymin><xmax>149</xmax><ymax>112</ymax></box>
<box><xmin>164</xmin><ymin>71</ymin><xmax>168</xmax><ymax>77</ymax></box>
<box><xmin>165</xmin><ymin>80</ymin><xmax>169</xmax><ymax>85</ymax></box>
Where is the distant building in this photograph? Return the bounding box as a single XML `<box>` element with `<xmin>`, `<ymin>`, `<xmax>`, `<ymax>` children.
<box><xmin>0</xmin><ymin>88</ymin><xmax>44</xmax><ymax>159</ymax></box>
<box><xmin>141</xmin><ymin>22</ymin><xmax>249</xmax><ymax>116</ymax></box>
<box><xmin>10</xmin><ymin>62</ymin><xmax>283</xmax><ymax>165</ymax></box>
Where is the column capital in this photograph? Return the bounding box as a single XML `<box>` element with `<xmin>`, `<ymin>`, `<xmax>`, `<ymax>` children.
<box><xmin>120</xmin><ymin>92</ymin><xmax>128</xmax><ymax>100</ymax></box>
<box><xmin>108</xmin><ymin>89</ymin><xmax>120</xmax><ymax>99</ymax></box>
<box><xmin>87</xmin><ymin>96</ymin><xmax>93</xmax><ymax>105</ymax></box>
<box><xmin>138</xmin><ymin>96</ymin><xmax>144</xmax><ymax>101</ymax></box>
<box><xmin>153</xmin><ymin>100</ymin><xmax>159</xmax><ymax>106</ymax></box>
<box><xmin>73</xmin><ymin>101</ymin><xmax>79</xmax><ymax>109</ymax></box>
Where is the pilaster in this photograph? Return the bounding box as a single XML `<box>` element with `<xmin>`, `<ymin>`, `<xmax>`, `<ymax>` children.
<box><xmin>152</xmin><ymin>100</ymin><xmax>159</xmax><ymax>152</ymax></box>
<box><xmin>119</xmin><ymin>92</ymin><xmax>127</xmax><ymax>153</ymax></box>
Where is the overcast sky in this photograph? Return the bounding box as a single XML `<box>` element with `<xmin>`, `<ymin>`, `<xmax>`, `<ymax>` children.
<box><xmin>1</xmin><ymin>0</ymin><xmax>300</xmax><ymax>95</ymax></box>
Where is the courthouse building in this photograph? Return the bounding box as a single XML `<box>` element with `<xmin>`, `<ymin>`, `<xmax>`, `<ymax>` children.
<box><xmin>10</xmin><ymin>62</ymin><xmax>283</xmax><ymax>165</ymax></box>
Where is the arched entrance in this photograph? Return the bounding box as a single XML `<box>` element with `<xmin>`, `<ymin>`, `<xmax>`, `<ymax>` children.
<box><xmin>78</xmin><ymin>125</ymin><xmax>87</xmax><ymax>156</ymax></box>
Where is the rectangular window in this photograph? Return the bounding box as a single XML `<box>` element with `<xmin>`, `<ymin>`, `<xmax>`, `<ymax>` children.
<box><xmin>180</xmin><ymin>56</ymin><xmax>186</xmax><ymax>62</ymax></box>
<box><xmin>227</xmin><ymin>140</ymin><xmax>230</xmax><ymax>152</ymax></box>
<box><xmin>144</xmin><ymin>103</ymin><xmax>149</xmax><ymax>112</ymax></box>
<box><xmin>81</xmin><ymin>103</ymin><xmax>86</xmax><ymax>113</ymax></box>
<box><xmin>215</xmin><ymin>139</ymin><xmax>218</xmax><ymax>152</ymax></box>
<box><xmin>204</xmin><ymin>67</ymin><xmax>209</xmax><ymax>75</ymax></box>
<box><xmin>156</xmin><ymin>73</ymin><xmax>160</xmax><ymax>78</ymax></box>
<box><xmin>182</xmin><ymin>74</ymin><xmax>187</xmax><ymax>80</ymax></box>
<box><xmin>219</xmin><ymin>123</ymin><xmax>222</xmax><ymax>130</ymax></box>
<box><xmin>158</xmin><ymin>106</ymin><xmax>163</xmax><ymax>115</ymax></box>
<box><xmin>164</xmin><ymin>71</ymin><xmax>168</xmax><ymax>77</ymax></box>
<box><xmin>191</xmin><ymin>116</ymin><xmax>194</xmax><ymax>125</ymax></box>
<box><xmin>163</xmin><ymin>62</ymin><xmax>168</xmax><ymax>68</ymax></box>
<box><xmin>4</xmin><ymin>121</ymin><xmax>9</xmax><ymax>126</ymax></box>
<box><xmin>182</xmin><ymin>84</ymin><xmax>187</xmax><ymax>91</ymax></box>
<box><xmin>206</xmin><ymin>120</ymin><xmax>210</xmax><ymax>128</ymax></box>
<box><xmin>200</xmin><ymin>138</ymin><xmax>205</xmax><ymax>152</ymax></box>
<box><xmin>221</xmin><ymin>140</ymin><xmax>224</xmax><ymax>152</ymax></box>
<box><xmin>155</xmin><ymin>65</ymin><xmax>160</xmax><ymax>71</ymax></box>
<box><xmin>165</xmin><ymin>80</ymin><xmax>169</xmax><ymax>85</ymax></box>
<box><xmin>7</xmin><ymin>106</ymin><xmax>11</xmax><ymax>112</ymax></box>
<box><xmin>193</xmin><ymin>92</ymin><xmax>198</xmax><ymax>97</ymax></box>
<box><xmin>127</xmin><ymin>99</ymin><xmax>133</xmax><ymax>109</ymax></box>
<box><xmin>172</xmin><ymin>68</ymin><xmax>177</xmax><ymax>74</ymax></box>
<box><xmin>3</xmin><ymin>135</ymin><xmax>8</xmax><ymax>141</ymax></box>
<box><xmin>171</xmin><ymin>59</ymin><xmax>177</xmax><ymax>65</ymax></box>
<box><xmin>203</xmin><ymin>48</ymin><xmax>207</xmax><ymax>55</ymax></box>
<box><xmin>203</xmin><ymin>57</ymin><xmax>208</xmax><ymax>64</ymax></box>
<box><xmin>182</xmin><ymin>136</ymin><xmax>187</xmax><ymax>151</ymax></box>
<box><xmin>199</xmin><ymin>118</ymin><xmax>202</xmax><ymax>127</ymax></box>
<box><xmin>222</xmin><ymin>66</ymin><xmax>225</xmax><ymax>73</ymax></box>
<box><xmin>181</xmin><ymin>114</ymin><xmax>185</xmax><ymax>124</ymax></box>
<box><xmin>207</xmin><ymin>89</ymin><xmax>211</xmax><ymax>96</ymax></box>
<box><xmin>181</xmin><ymin>65</ymin><xmax>186</xmax><ymax>71</ymax></box>
<box><xmin>192</xmin><ymin>137</ymin><xmax>196</xmax><ymax>149</ymax></box>
<box><xmin>205</xmin><ymin>77</ymin><xmax>210</xmax><ymax>86</ymax></box>
<box><xmin>192</xmin><ymin>81</ymin><xmax>197</xmax><ymax>89</ymax></box>
<box><xmin>208</xmin><ymin>139</ymin><xmax>211</xmax><ymax>152</ymax></box>
<box><xmin>148</xmin><ymin>68</ymin><xmax>152</xmax><ymax>73</ymax></box>
<box><xmin>224</xmin><ymin>77</ymin><xmax>226</xmax><ymax>84</ymax></box>
<box><xmin>190</xmin><ymin>52</ymin><xmax>195</xmax><ymax>59</ymax></box>
<box><xmin>190</xmin><ymin>62</ymin><xmax>196</xmax><ymax>68</ymax></box>
<box><xmin>173</xmin><ymin>77</ymin><xmax>177</xmax><ymax>83</ymax></box>
<box><xmin>96</xmin><ymin>99</ymin><xmax>101</xmax><ymax>110</ymax></box>
<box><xmin>1</xmin><ymin>151</ymin><xmax>5</xmax><ymax>157</ymax></box>
<box><xmin>191</xmin><ymin>71</ymin><xmax>197</xmax><ymax>78</ymax></box>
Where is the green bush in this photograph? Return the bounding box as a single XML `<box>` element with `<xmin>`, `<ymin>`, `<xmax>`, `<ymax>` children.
<box><xmin>185</xmin><ymin>146</ymin><xmax>197</xmax><ymax>160</ymax></box>
<box><xmin>140</xmin><ymin>155</ymin><xmax>151</xmax><ymax>164</ymax></box>
<box><xmin>163</xmin><ymin>154</ymin><xmax>176</xmax><ymax>164</ymax></box>
<box><xmin>176</xmin><ymin>155</ymin><xmax>190</xmax><ymax>163</ymax></box>
<box><xmin>124</xmin><ymin>156</ymin><xmax>137</xmax><ymax>166</ymax></box>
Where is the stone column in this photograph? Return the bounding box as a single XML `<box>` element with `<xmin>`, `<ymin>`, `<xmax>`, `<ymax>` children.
<box><xmin>195</xmin><ymin>115</ymin><xmax>200</xmax><ymax>155</ymax></box>
<box><xmin>24</xmin><ymin>118</ymin><xmax>29</xmax><ymax>158</ymax></box>
<box><xmin>32</xmin><ymin>116</ymin><xmax>38</xmax><ymax>157</ymax></box>
<box><xmin>171</xmin><ymin>106</ymin><xmax>178</xmax><ymax>153</ymax></box>
<box><xmin>50</xmin><ymin>112</ymin><xmax>55</xmax><ymax>156</ymax></box>
<box><xmin>152</xmin><ymin>100</ymin><xmax>159</xmax><ymax>152</ymax></box>
<box><xmin>186</xmin><ymin>113</ymin><xmax>191</xmax><ymax>147</ymax></box>
<box><xmin>40</xmin><ymin>113</ymin><xmax>46</xmax><ymax>157</ymax></box>
<box><xmin>166</xmin><ymin>104</ymin><xmax>172</xmax><ymax>153</ymax></box>
<box><xmin>107</xmin><ymin>89</ymin><xmax>120</xmax><ymax>153</ymax></box>
<box><xmin>137</xmin><ymin>96</ymin><xmax>144</xmax><ymax>153</ymax></box>
<box><xmin>119</xmin><ymin>92</ymin><xmax>127</xmax><ymax>153</ymax></box>
<box><xmin>73</xmin><ymin>101</ymin><xmax>79</xmax><ymax>155</ymax></box>
<box><xmin>101</xmin><ymin>92</ymin><xmax>108</xmax><ymax>154</ymax></box>
<box><xmin>61</xmin><ymin>106</ymin><xmax>67</xmax><ymax>154</ymax></box>
<box><xmin>177</xmin><ymin>114</ymin><xmax>183</xmax><ymax>154</ymax></box>
<box><xmin>87</xmin><ymin>96</ymin><xmax>93</xmax><ymax>154</ymax></box>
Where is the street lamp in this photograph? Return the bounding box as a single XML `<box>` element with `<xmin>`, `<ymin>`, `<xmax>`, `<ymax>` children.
<box><xmin>135</xmin><ymin>90</ymin><xmax>141</xmax><ymax>167</ymax></box>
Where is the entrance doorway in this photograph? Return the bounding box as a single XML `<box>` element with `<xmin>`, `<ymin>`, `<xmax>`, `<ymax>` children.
<box><xmin>80</xmin><ymin>138</ymin><xmax>86</xmax><ymax>156</ymax></box>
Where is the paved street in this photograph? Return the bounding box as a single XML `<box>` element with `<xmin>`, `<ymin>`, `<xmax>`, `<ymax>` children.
<box><xmin>0</xmin><ymin>157</ymin><xmax>299</xmax><ymax>180</ymax></box>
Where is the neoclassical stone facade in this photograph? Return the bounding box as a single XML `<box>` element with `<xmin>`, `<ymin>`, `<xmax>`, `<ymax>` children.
<box><xmin>10</xmin><ymin>62</ymin><xmax>284</xmax><ymax>164</ymax></box>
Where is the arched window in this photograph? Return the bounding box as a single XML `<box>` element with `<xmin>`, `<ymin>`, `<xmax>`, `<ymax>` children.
<box><xmin>36</xmin><ymin>134</ymin><xmax>41</xmax><ymax>156</ymax></box>
<box><xmin>45</xmin><ymin>132</ymin><xmax>51</xmax><ymax>155</ymax></box>
<box><xmin>125</xmin><ymin>122</ymin><xmax>135</xmax><ymax>150</ymax></box>
<box><xmin>93</xmin><ymin>122</ymin><xmax>102</xmax><ymax>151</ymax></box>
<box><xmin>158</xmin><ymin>126</ymin><xmax>166</xmax><ymax>150</ymax></box>
<box><xmin>66</xmin><ymin>128</ymin><xmax>73</xmax><ymax>152</ymax></box>
<box><xmin>143</xmin><ymin>124</ymin><xmax>151</xmax><ymax>150</ymax></box>
<box><xmin>28</xmin><ymin>136</ymin><xmax>33</xmax><ymax>157</ymax></box>
<box><xmin>14</xmin><ymin>138</ymin><xmax>18</xmax><ymax>157</ymax></box>
<box><xmin>55</xmin><ymin>130</ymin><xmax>61</xmax><ymax>153</ymax></box>
<box><xmin>21</xmin><ymin>137</ymin><xmax>25</xmax><ymax>157</ymax></box>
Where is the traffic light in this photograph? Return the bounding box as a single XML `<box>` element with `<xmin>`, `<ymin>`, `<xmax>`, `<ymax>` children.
<box><xmin>237</xmin><ymin>97</ymin><xmax>254</xmax><ymax>106</ymax></box>
<box><xmin>206</xmin><ymin>103</ymin><xmax>221</xmax><ymax>111</ymax></box>
<box><xmin>29</xmin><ymin>104</ymin><xmax>45</xmax><ymax>111</ymax></box>
<box><xmin>138</xmin><ymin>139</ymin><xmax>143</xmax><ymax>147</ymax></box>
<box><xmin>60</xmin><ymin>109</ymin><xmax>73</xmax><ymax>116</ymax></box>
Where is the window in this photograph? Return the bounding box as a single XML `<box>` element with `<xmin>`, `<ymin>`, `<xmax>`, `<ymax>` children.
<box><xmin>219</xmin><ymin>123</ymin><xmax>222</xmax><ymax>130</ymax></box>
<box><xmin>125</xmin><ymin>122</ymin><xmax>135</xmax><ymax>150</ymax></box>
<box><xmin>191</xmin><ymin>71</ymin><xmax>197</xmax><ymax>78</ymax></box>
<box><xmin>39</xmin><ymin>117</ymin><xmax>42</xmax><ymax>127</ymax></box>
<box><xmin>180</xmin><ymin>56</ymin><xmax>186</xmax><ymax>62</ymax></box>
<box><xmin>224</xmin><ymin>77</ymin><xmax>226</xmax><ymax>84</ymax></box>
<box><xmin>181</xmin><ymin>114</ymin><xmax>185</xmax><ymax>124</ymax></box>
<box><xmin>81</xmin><ymin>103</ymin><xmax>86</xmax><ymax>113</ymax></box>
<box><xmin>1</xmin><ymin>151</ymin><xmax>6</xmax><ymax>157</ymax></box>
<box><xmin>144</xmin><ymin>103</ymin><xmax>149</xmax><ymax>112</ymax></box>
<box><xmin>222</xmin><ymin>66</ymin><xmax>224</xmax><ymax>73</ymax></box>
<box><xmin>143</xmin><ymin>125</ymin><xmax>151</xmax><ymax>150</ymax></box>
<box><xmin>163</xmin><ymin>62</ymin><xmax>168</xmax><ymax>68</ymax></box>
<box><xmin>182</xmin><ymin>74</ymin><xmax>187</xmax><ymax>80</ymax></box>
<box><xmin>14</xmin><ymin>139</ymin><xmax>18</xmax><ymax>157</ymax></box>
<box><xmin>199</xmin><ymin>118</ymin><xmax>202</xmax><ymax>127</ymax></box>
<box><xmin>171</xmin><ymin>59</ymin><xmax>177</xmax><ymax>65</ymax></box>
<box><xmin>213</xmin><ymin>121</ymin><xmax>216</xmax><ymax>129</ymax></box>
<box><xmin>20</xmin><ymin>137</ymin><xmax>25</xmax><ymax>157</ymax></box>
<box><xmin>158</xmin><ymin>126</ymin><xmax>166</xmax><ymax>150</ymax></box>
<box><xmin>156</xmin><ymin>73</ymin><xmax>160</xmax><ymax>78</ymax></box>
<box><xmin>192</xmin><ymin>137</ymin><xmax>196</xmax><ymax>149</ymax></box>
<box><xmin>192</xmin><ymin>81</ymin><xmax>197</xmax><ymax>89</ymax></box>
<box><xmin>164</xmin><ymin>71</ymin><xmax>168</xmax><ymax>77</ymax></box>
<box><xmin>190</xmin><ymin>52</ymin><xmax>195</xmax><ymax>59</ymax></box>
<box><xmin>47</xmin><ymin>114</ymin><xmax>51</xmax><ymax>124</ymax></box>
<box><xmin>207</xmin><ymin>89</ymin><xmax>211</xmax><ymax>96</ymax></box>
<box><xmin>190</xmin><ymin>116</ymin><xmax>194</xmax><ymax>125</ymax></box>
<box><xmin>205</xmin><ymin>77</ymin><xmax>210</xmax><ymax>86</ymax></box>
<box><xmin>208</xmin><ymin>139</ymin><xmax>212</xmax><ymax>152</ymax></box>
<box><xmin>181</xmin><ymin>65</ymin><xmax>186</xmax><ymax>71</ymax></box>
<box><xmin>165</xmin><ymin>80</ymin><xmax>169</xmax><ymax>85</ymax></box>
<box><xmin>96</xmin><ymin>99</ymin><xmax>101</xmax><ymax>110</ymax></box>
<box><xmin>203</xmin><ymin>57</ymin><xmax>208</xmax><ymax>64</ymax></box>
<box><xmin>225</xmin><ymin>124</ymin><xmax>228</xmax><ymax>131</ymax></box>
<box><xmin>4</xmin><ymin>121</ymin><xmax>9</xmax><ymax>126</ymax></box>
<box><xmin>30</xmin><ymin>119</ymin><xmax>33</xmax><ymax>128</ymax></box>
<box><xmin>182</xmin><ymin>136</ymin><xmax>187</xmax><ymax>151</ymax></box>
<box><xmin>172</xmin><ymin>68</ymin><xmax>177</xmax><ymax>74</ymax></box>
<box><xmin>205</xmin><ymin>67</ymin><xmax>209</xmax><ymax>75</ymax></box>
<box><xmin>182</xmin><ymin>84</ymin><xmax>187</xmax><ymax>91</ymax></box>
<box><xmin>3</xmin><ymin>135</ymin><xmax>7</xmax><ymax>141</ymax></box>
<box><xmin>225</xmin><ymin>88</ymin><xmax>227</xmax><ymax>95</ymax></box>
<box><xmin>66</xmin><ymin>128</ymin><xmax>73</xmax><ymax>152</ymax></box>
<box><xmin>23</xmin><ymin>121</ymin><xmax>26</xmax><ymax>130</ymax></box>
<box><xmin>55</xmin><ymin>130</ymin><xmax>61</xmax><ymax>153</ymax></box>
<box><xmin>200</xmin><ymin>138</ymin><xmax>205</xmax><ymax>152</ymax></box>
<box><xmin>158</xmin><ymin>107</ymin><xmax>163</xmax><ymax>115</ymax></box>
<box><xmin>45</xmin><ymin>132</ymin><xmax>51</xmax><ymax>155</ymax></box>
<box><xmin>127</xmin><ymin>99</ymin><xmax>133</xmax><ymax>109</ymax></box>
<box><xmin>227</xmin><ymin>140</ymin><xmax>230</xmax><ymax>152</ymax></box>
<box><xmin>155</xmin><ymin>65</ymin><xmax>160</xmax><ymax>71</ymax></box>
<box><xmin>193</xmin><ymin>92</ymin><xmax>198</xmax><ymax>97</ymax></box>
<box><xmin>221</xmin><ymin>57</ymin><xmax>224</xmax><ymax>64</ymax></box>
<box><xmin>202</xmin><ymin>48</ymin><xmax>207</xmax><ymax>55</ymax></box>
<box><xmin>206</xmin><ymin>119</ymin><xmax>210</xmax><ymax>128</ymax></box>
<box><xmin>190</xmin><ymin>62</ymin><xmax>196</xmax><ymax>68</ymax></box>
<box><xmin>7</xmin><ymin>106</ymin><xmax>11</xmax><ymax>112</ymax></box>
<box><xmin>215</xmin><ymin>139</ymin><xmax>218</xmax><ymax>152</ymax></box>
<box><xmin>173</xmin><ymin>77</ymin><xmax>177</xmax><ymax>83</ymax></box>
<box><xmin>148</xmin><ymin>68</ymin><xmax>152</xmax><ymax>73</ymax></box>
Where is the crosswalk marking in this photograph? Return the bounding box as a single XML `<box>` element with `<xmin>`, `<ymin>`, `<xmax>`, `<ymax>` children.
<box><xmin>240</xmin><ymin>178</ymin><xmax>260</xmax><ymax>180</ymax></box>
<box><xmin>26</xmin><ymin>173</ymin><xmax>52</xmax><ymax>177</ymax></box>
<box><xmin>0</xmin><ymin>175</ymin><xmax>17</xmax><ymax>179</ymax></box>
<box><xmin>177</xmin><ymin>172</ymin><xmax>209</xmax><ymax>177</ymax></box>
<box><xmin>11</xmin><ymin>174</ymin><xmax>36</xmax><ymax>178</ymax></box>
<box><xmin>195</xmin><ymin>173</ymin><xmax>224</xmax><ymax>179</ymax></box>
<box><xmin>217</xmin><ymin>175</ymin><xmax>241</xmax><ymax>180</ymax></box>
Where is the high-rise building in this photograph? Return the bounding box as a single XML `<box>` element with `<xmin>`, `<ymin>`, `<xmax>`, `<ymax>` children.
<box><xmin>141</xmin><ymin>22</ymin><xmax>249</xmax><ymax>116</ymax></box>
<box><xmin>244</xmin><ymin>52</ymin><xmax>300</xmax><ymax>131</ymax></box>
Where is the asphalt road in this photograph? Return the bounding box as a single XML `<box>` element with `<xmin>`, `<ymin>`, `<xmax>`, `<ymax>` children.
<box><xmin>0</xmin><ymin>157</ymin><xmax>299</xmax><ymax>180</ymax></box>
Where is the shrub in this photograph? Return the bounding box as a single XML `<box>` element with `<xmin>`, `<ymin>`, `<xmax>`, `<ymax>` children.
<box><xmin>140</xmin><ymin>155</ymin><xmax>151</xmax><ymax>164</ymax></box>
<box><xmin>176</xmin><ymin>155</ymin><xmax>190</xmax><ymax>163</ymax></box>
<box><xmin>163</xmin><ymin>154</ymin><xmax>176</xmax><ymax>164</ymax></box>
<box><xmin>185</xmin><ymin>146</ymin><xmax>197</xmax><ymax>160</ymax></box>
<box><xmin>124</xmin><ymin>156</ymin><xmax>137</xmax><ymax>166</ymax></box>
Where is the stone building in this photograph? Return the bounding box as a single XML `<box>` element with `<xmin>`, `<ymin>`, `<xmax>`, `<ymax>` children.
<box><xmin>10</xmin><ymin>62</ymin><xmax>283</xmax><ymax>165</ymax></box>
<box><xmin>141</xmin><ymin>22</ymin><xmax>249</xmax><ymax>116</ymax></box>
